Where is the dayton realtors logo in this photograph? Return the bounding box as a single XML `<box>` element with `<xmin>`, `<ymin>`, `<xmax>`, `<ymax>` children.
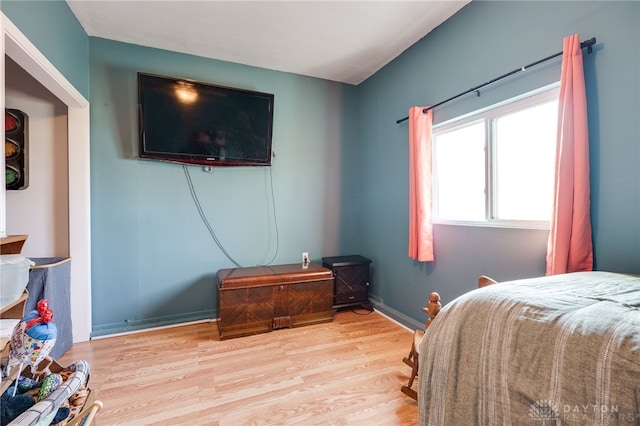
<box><xmin>530</xmin><ymin>401</ymin><xmax>636</xmax><ymax>423</ymax></box>
<box><xmin>529</xmin><ymin>400</ymin><xmax>559</xmax><ymax>423</ymax></box>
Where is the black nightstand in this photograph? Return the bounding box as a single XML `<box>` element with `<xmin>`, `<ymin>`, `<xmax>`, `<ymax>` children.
<box><xmin>322</xmin><ymin>255</ymin><xmax>372</xmax><ymax>311</ymax></box>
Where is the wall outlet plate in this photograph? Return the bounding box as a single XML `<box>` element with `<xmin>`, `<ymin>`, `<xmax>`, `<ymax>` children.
<box><xmin>302</xmin><ymin>252</ymin><xmax>309</xmax><ymax>264</ymax></box>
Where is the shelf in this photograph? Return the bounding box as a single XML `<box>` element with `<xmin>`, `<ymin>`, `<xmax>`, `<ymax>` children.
<box><xmin>1</xmin><ymin>290</ymin><xmax>28</xmax><ymax>318</ymax></box>
<box><xmin>0</xmin><ymin>234</ymin><xmax>28</xmax><ymax>254</ymax></box>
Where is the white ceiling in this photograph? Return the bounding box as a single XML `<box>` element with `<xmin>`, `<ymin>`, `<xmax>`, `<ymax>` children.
<box><xmin>66</xmin><ymin>1</ymin><xmax>469</xmax><ymax>85</ymax></box>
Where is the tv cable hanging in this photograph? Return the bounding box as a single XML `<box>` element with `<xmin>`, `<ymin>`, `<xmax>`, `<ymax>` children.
<box><xmin>396</xmin><ymin>37</ymin><xmax>596</xmax><ymax>124</ymax></box>
<box><xmin>182</xmin><ymin>164</ymin><xmax>280</xmax><ymax>268</ymax></box>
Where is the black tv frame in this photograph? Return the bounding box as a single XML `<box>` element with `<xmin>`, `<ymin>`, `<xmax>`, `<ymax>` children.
<box><xmin>138</xmin><ymin>72</ymin><xmax>274</xmax><ymax>167</ymax></box>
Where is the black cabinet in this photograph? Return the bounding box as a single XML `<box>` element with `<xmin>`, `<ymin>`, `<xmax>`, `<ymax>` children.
<box><xmin>322</xmin><ymin>255</ymin><xmax>372</xmax><ymax>311</ymax></box>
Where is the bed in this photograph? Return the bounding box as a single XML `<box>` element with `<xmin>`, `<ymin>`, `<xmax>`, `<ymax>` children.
<box><xmin>417</xmin><ymin>271</ymin><xmax>640</xmax><ymax>425</ymax></box>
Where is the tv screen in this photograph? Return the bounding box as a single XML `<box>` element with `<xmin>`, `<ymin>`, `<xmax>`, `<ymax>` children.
<box><xmin>138</xmin><ymin>72</ymin><xmax>274</xmax><ymax>167</ymax></box>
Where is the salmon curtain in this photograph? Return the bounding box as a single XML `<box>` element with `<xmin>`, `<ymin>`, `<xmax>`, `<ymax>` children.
<box><xmin>408</xmin><ymin>106</ymin><xmax>434</xmax><ymax>262</ymax></box>
<box><xmin>546</xmin><ymin>34</ymin><xmax>593</xmax><ymax>275</ymax></box>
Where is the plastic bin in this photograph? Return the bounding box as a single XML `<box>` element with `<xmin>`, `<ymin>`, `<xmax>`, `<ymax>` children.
<box><xmin>0</xmin><ymin>255</ymin><xmax>34</xmax><ymax>309</ymax></box>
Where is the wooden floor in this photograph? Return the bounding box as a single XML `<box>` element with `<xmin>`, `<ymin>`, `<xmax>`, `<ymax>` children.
<box><xmin>59</xmin><ymin>310</ymin><xmax>419</xmax><ymax>425</ymax></box>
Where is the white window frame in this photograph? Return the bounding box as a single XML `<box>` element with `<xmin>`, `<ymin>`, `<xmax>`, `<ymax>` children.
<box><xmin>432</xmin><ymin>83</ymin><xmax>560</xmax><ymax>230</ymax></box>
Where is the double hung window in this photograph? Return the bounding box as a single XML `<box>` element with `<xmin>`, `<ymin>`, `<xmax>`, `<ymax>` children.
<box><xmin>432</xmin><ymin>85</ymin><xmax>559</xmax><ymax>228</ymax></box>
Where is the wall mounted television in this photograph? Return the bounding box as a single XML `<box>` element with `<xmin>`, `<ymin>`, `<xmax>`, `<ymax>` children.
<box><xmin>138</xmin><ymin>72</ymin><xmax>274</xmax><ymax>167</ymax></box>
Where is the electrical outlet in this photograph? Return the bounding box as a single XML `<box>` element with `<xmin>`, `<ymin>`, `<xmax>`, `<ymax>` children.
<box><xmin>302</xmin><ymin>252</ymin><xmax>309</xmax><ymax>264</ymax></box>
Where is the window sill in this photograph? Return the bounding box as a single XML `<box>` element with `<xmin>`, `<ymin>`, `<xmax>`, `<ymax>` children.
<box><xmin>433</xmin><ymin>219</ymin><xmax>550</xmax><ymax>230</ymax></box>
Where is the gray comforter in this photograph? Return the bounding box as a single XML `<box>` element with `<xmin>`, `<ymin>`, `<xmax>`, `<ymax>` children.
<box><xmin>418</xmin><ymin>271</ymin><xmax>640</xmax><ymax>425</ymax></box>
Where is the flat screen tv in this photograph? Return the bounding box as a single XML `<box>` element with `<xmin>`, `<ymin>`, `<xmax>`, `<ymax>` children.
<box><xmin>138</xmin><ymin>72</ymin><xmax>274</xmax><ymax>167</ymax></box>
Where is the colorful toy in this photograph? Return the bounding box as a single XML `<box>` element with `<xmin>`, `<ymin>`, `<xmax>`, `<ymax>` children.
<box><xmin>7</xmin><ymin>299</ymin><xmax>58</xmax><ymax>396</ymax></box>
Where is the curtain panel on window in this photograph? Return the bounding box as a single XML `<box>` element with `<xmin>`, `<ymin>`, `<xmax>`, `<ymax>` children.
<box><xmin>408</xmin><ymin>107</ymin><xmax>434</xmax><ymax>262</ymax></box>
<box><xmin>546</xmin><ymin>34</ymin><xmax>594</xmax><ymax>275</ymax></box>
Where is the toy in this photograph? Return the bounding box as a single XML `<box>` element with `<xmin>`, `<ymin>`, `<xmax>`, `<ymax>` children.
<box><xmin>7</xmin><ymin>299</ymin><xmax>57</xmax><ymax>396</ymax></box>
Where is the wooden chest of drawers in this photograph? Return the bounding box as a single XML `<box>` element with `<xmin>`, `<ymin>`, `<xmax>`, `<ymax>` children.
<box><xmin>216</xmin><ymin>263</ymin><xmax>334</xmax><ymax>340</ymax></box>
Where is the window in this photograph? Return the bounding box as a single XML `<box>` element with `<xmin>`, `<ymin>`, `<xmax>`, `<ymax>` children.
<box><xmin>432</xmin><ymin>85</ymin><xmax>559</xmax><ymax>228</ymax></box>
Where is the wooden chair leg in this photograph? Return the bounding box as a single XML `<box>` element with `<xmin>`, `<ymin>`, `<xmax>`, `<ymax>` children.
<box><xmin>401</xmin><ymin>385</ymin><xmax>418</xmax><ymax>400</ymax></box>
<box><xmin>401</xmin><ymin>293</ymin><xmax>441</xmax><ymax>401</ymax></box>
<box><xmin>401</xmin><ymin>357</ymin><xmax>419</xmax><ymax>400</ymax></box>
<box><xmin>402</xmin><ymin>329</ymin><xmax>423</xmax><ymax>368</ymax></box>
<box><xmin>402</xmin><ymin>341</ymin><xmax>417</xmax><ymax>368</ymax></box>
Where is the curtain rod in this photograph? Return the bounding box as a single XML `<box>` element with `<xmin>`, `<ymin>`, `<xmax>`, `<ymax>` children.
<box><xmin>396</xmin><ymin>37</ymin><xmax>596</xmax><ymax>124</ymax></box>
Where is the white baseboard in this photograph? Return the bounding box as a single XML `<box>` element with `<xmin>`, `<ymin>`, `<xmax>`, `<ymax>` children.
<box><xmin>91</xmin><ymin>298</ymin><xmax>426</xmax><ymax>340</ymax></box>
<box><xmin>91</xmin><ymin>318</ymin><xmax>217</xmax><ymax>340</ymax></box>
<box><xmin>370</xmin><ymin>295</ymin><xmax>424</xmax><ymax>331</ymax></box>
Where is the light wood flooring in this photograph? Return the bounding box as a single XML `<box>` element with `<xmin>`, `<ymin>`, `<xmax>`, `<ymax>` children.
<box><xmin>59</xmin><ymin>310</ymin><xmax>419</xmax><ymax>425</ymax></box>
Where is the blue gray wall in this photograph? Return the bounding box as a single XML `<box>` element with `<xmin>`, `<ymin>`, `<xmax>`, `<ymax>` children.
<box><xmin>1</xmin><ymin>0</ymin><xmax>89</xmax><ymax>98</ymax></box>
<box><xmin>88</xmin><ymin>39</ymin><xmax>360</xmax><ymax>335</ymax></box>
<box><xmin>359</xmin><ymin>1</ymin><xmax>640</xmax><ymax>327</ymax></box>
<box><xmin>4</xmin><ymin>1</ymin><xmax>639</xmax><ymax>335</ymax></box>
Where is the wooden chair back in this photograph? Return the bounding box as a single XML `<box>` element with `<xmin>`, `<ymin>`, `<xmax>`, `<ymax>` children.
<box><xmin>66</xmin><ymin>400</ymin><xmax>103</xmax><ymax>426</ymax></box>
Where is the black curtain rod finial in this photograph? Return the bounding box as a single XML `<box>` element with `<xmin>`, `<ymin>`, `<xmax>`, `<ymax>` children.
<box><xmin>582</xmin><ymin>37</ymin><xmax>596</xmax><ymax>53</ymax></box>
